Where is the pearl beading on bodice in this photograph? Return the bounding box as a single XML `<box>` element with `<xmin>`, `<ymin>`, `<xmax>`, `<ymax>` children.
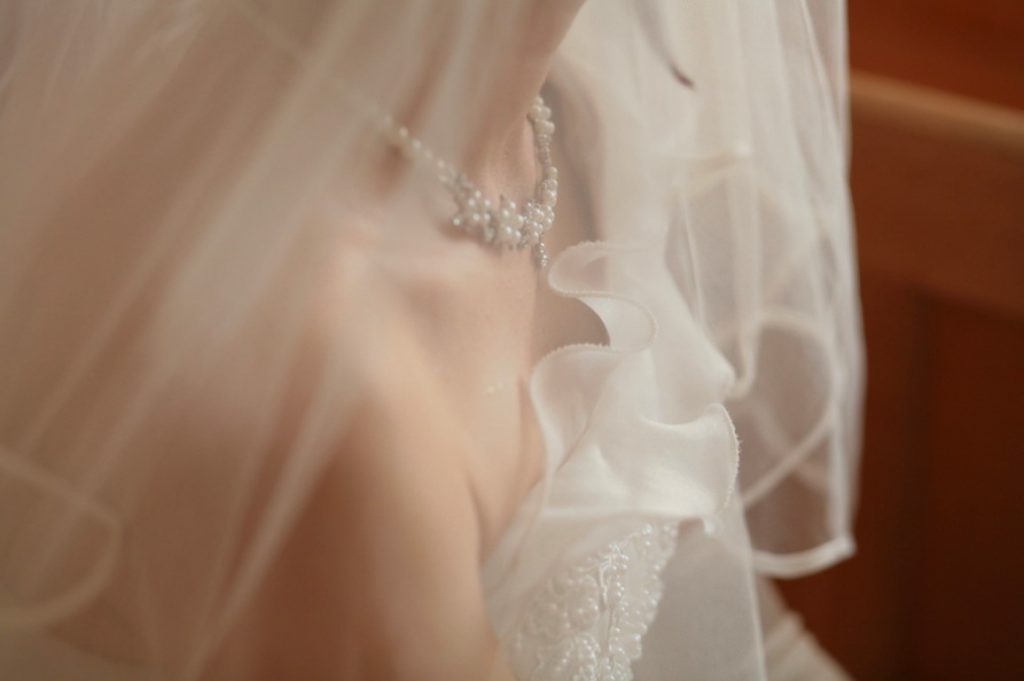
<box><xmin>504</xmin><ymin>522</ymin><xmax>680</xmax><ymax>681</ymax></box>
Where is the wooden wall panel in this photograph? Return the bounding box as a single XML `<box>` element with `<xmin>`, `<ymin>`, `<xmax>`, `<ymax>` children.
<box><xmin>780</xmin><ymin>273</ymin><xmax>935</xmax><ymax>680</ymax></box>
<box><xmin>777</xmin><ymin>20</ymin><xmax>1024</xmax><ymax>674</ymax></box>
<box><xmin>849</xmin><ymin>0</ymin><xmax>1024</xmax><ymax>109</ymax></box>
<box><xmin>911</xmin><ymin>303</ymin><xmax>1024</xmax><ymax>680</ymax></box>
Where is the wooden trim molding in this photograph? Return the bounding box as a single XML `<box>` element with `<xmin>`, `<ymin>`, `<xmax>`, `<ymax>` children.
<box><xmin>851</xmin><ymin>71</ymin><xmax>1024</xmax><ymax>158</ymax></box>
<box><xmin>849</xmin><ymin>70</ymin><xmax>1024</xmax><ymax>321</ymax></box>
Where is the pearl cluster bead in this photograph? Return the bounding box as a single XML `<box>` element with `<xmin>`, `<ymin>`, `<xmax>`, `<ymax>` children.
<box><xmin>380</xmin><ymin>97</ymin><xmax>558</xmax><ymax>270</ymax></box>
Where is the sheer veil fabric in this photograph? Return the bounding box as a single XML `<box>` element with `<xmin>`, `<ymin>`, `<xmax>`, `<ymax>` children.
<box><xmin>0</xmin><ymin>1</ymin><xmax>862</xmax><ymax>679</ymax></box>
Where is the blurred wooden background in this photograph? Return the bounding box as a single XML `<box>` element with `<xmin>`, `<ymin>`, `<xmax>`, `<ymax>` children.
<box><xmin>778</xmin><ymin>2</ymin><xmax>1024</xmax><ymax>679</ymax></box>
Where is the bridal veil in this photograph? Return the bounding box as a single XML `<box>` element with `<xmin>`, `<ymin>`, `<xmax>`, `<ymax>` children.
<box><xmin>0</xmin><ymin>1</ymin><xmax>862</xmax><ymax>678</ymax></box>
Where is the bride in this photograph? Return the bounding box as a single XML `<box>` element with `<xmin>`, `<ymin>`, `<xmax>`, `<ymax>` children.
<box><xmin>0</xmin><ymin>1</ymin><xmax>863</xmax><ymax>679</ymax></box>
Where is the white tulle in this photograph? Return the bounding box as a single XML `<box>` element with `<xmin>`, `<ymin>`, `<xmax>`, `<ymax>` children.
<box><xmin>0</xmin><ymin>1</ymin><xmax>862</xmax><ymax>679</ymax></box>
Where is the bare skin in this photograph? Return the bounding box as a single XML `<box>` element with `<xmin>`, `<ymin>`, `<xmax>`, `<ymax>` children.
<box><xmin>16</xmin><ymin>2</ymin><xmax>595</xmax><ymax>679</ymax></box>
<box><xmin>209</xmin><ymin>2</ymin><xmax>598</xmax><ymax>679</ymax></box>
<box><xmin>208</xmin><ymin>133</ymin><xmax>601</xmax><ymax>678</ymax></box>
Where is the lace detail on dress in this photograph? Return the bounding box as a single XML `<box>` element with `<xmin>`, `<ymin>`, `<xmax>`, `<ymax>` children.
<box><xmin>505</xmin><ymin>522</ymin><xmax>679</xmax><ymax>681</ymax></box>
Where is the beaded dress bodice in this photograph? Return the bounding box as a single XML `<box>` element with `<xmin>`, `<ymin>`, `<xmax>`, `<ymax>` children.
<box><xmin>495</xmin><ymin>522</ymin><xmax>679</xmax><ymax>681</ymax></box>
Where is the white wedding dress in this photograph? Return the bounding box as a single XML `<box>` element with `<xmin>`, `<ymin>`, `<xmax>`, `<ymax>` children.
<box><xmin>476</xmin><ymin>7</ymin><xmax>862</xmax><ymax>676</ymax></box>
<box><xmin>0</xmin><ymin>2</ymin><xmax>862</xmax><ymax>679</ymax></box>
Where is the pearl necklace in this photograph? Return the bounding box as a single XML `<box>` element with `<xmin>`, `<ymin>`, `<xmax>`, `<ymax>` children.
<box><xmin>379</xmin><ymin>97</ymin><xmax>558</xmax><ymax>269</ymax></box>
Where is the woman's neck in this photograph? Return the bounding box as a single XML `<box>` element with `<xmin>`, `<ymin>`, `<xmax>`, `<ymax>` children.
<box><xmin>462</xmin><ymin>1</ymin><xmax>584</xmax><ymax>196</ymax></box>
<box><xmin>359</xmin><ymin>1</ymin><xmax>584</xmax><ymax>208</ymax></box>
